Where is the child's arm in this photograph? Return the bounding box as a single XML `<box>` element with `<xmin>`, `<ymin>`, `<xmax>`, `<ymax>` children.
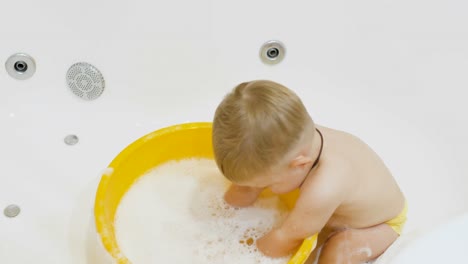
<box><xmin>256</xmin><ymin>181</ymin><xmax>343</xmax><ymax>257</ymax></box>
<box><xmin>224</xmin><ymin>184</ymin><xmax>264</xmax><ymax>207</ymax></box>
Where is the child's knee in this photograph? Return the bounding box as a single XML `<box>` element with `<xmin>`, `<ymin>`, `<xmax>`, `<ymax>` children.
<box><xmin>318</xmin><ymin>230</ymin><xmax>363</xmax><ymax>264</ymax></box>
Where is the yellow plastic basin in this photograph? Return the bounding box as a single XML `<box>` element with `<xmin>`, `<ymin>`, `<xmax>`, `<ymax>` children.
<box><xmin>94</xmin><ymin>122</ymin><xmax>317</xmax><ymax>264</ymax></box>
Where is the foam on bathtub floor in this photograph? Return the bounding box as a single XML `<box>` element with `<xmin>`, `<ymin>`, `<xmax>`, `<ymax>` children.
<box><xmin>115</xmin><ymin>159</ymin><xmax>290</xmax><ymax>264</ymax></box>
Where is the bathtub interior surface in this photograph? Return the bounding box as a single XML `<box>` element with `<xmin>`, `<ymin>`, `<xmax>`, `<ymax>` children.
<box><xmin>1</xmin><ymin>0</ymin><xmax>468</xmax><ymax>263</ymax></box>
<box><xmin>376</xmin><ymin>212</ymin><xmax>468</xmax><ymax>263</ymax></box>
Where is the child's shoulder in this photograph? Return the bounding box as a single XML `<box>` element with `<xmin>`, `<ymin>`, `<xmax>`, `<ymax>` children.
<box><xmin>318</xmin><ymin>126</ymin><xmax>372</xmax><ymax>167</ymax></box>
<box><xmin>300</xmin><ymin>160</ymin><xmax>352</xmax><ymax>205</ymax></box>
<box><xmin>318</xmin><ymin>125</ymin><xmax>364</xmax><ymax>144</ymax></box>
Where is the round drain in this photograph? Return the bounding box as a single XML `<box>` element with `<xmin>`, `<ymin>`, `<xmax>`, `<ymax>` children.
<box><xmin>14</xmin><ymin>61</ymin><xmax>28</xmax><ymax>73</ymax></box>
<box><xmin>64</xmin><ymin>134</ymin><xmax>79</xmax><ymax>146</ymax></box>
<box><xmin>66</xmin><ymin>62</ymin><xmax>105</xmax><ymax>100</ymax></box>
<box><xmin>4</xmin><ymin>204</ymin><xmax>21</xmax><ymax>218</ymax></box>
<box><xmin>259</xmin><ymin>40</ymin><xmax>286</xmax><ymax>65</ymax></box>
<box><xmin>5</xmin><ymin>53</ymin><xmax>36</xmax><ymax>80</ymax></box>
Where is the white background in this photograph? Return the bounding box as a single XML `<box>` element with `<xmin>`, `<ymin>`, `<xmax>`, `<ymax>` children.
<box><xmin>1</xmin><ymin>0</ymin><xmax>467</xmax><ymax>263</ymax></box>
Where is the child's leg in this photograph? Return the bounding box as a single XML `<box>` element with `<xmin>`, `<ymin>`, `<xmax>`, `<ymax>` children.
<box><xmin>306</xmin><ymin>228</ymin><xmax>336</xmax><ymax>264</ymax></box>
<box><xmin>318</xmin><ymin>223</ymin><xmax>398</xmax><ymax>264</ymax></box>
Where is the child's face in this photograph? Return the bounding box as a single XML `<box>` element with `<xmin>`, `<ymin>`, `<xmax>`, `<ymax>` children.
<box><xmin>240</xmin><ymin>164</ymin><xmax>309</xmax><ymax>194</ymax></box>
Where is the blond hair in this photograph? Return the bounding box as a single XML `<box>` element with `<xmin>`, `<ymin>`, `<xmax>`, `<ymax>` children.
<box><xmin>212</xmin><ymin>80</ymin><xmax>314</xmax><ymax>183</ymax></box>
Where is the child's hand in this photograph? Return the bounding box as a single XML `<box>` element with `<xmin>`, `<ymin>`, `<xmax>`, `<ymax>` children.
<box><xmin>256</xmin><ymin>230</ymin><xmax>282</xmax><ymax>257</ymax></box>
<box><xmin>256</xmin><ymin>228</ymin><xmax>300</xmax><ymax>257</ymax></box>
<box><xmin>224</xmin><ymin>184</ymin><xmax>264</xmax><ymax>207</ymax></box>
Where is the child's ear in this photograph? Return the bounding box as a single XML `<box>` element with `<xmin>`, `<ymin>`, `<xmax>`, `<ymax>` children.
<box><xmin>290</xmin><ymin>155</ymin><xmax>313</xmax><ymax>169</ymax></box>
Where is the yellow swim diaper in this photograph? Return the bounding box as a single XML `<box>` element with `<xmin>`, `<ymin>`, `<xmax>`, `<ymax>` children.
<box><xmin>385</xmin><ymin>201</ymin><xmax>408</xmax><ymax>235</ymax></box>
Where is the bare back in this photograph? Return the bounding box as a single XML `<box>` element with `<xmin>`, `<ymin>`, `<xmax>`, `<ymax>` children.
<box><xmin>302</xmin><ymin>125</ymin><xmax>405</xmax><ymax>231</ymax></box>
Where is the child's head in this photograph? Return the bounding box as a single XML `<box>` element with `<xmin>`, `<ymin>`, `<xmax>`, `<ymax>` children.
<box><xmin>213</xmin><ymin>80</ymin><xmax>317</xmax><ymax>193</ymax></box>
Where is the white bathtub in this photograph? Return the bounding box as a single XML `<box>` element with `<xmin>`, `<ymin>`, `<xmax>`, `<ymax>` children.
<box><xmin>376</xmin><ymin>212</ymin><xmax>468</xmax><ymax>263</ymax></box>
<box><xmin>1</xmin><ymin>0</ymin><xmax>467</xmax><ymax>263</ymax></box>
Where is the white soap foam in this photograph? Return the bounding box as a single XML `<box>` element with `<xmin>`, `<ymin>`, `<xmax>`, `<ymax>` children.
<box><xmin>115</xmin><ymin>158</ymin><xmax>290</xmax><ymax>264</ymax></box>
